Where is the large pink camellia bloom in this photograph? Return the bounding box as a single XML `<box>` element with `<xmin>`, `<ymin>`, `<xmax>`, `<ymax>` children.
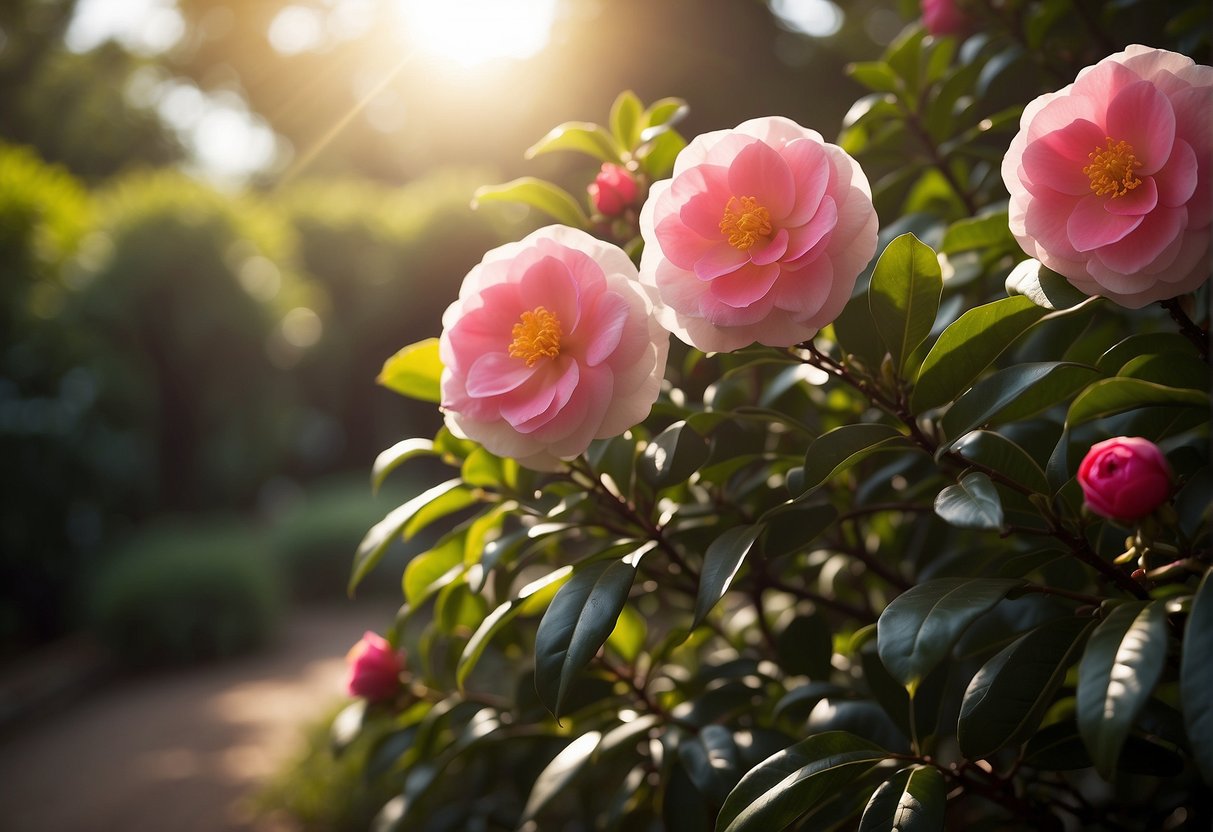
<box><xmin>440</xmin><ymin>225</ymin><xmax>668</xmax><ymax>470</ymax></box>
<box><xmin>1003</xmin><ymin>45</ymin><xmax>1212</xmax><ymax>308</ymax></box>
<box><xmin>638</xmin><ymin>116</ymin><xmax>878</xmax><ymax>352</ymax></box>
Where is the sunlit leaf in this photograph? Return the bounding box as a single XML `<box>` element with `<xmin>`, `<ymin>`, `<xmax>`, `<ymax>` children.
<box><xmin>377</xmin><ymin>338</ymin><xmax>442</xmax><ymax>403</ymax></box>
<box><xmin>473</xmin><ymin>177</ymin><xmax>591</xmax><ymax>229</ymax></box>
<box><xmin>934</xmin><ymin>471</ymin><xmax>1003</xmax><ymax>530</ymax></box>
<box><xmin>525</xmin><ymin>121</ymin><xmax>622</xmax><ymax>162</ymax></box>
<box><xmin>869</xmin><ymin>233</ymin><xmax>942</xmax><ymax>376</ymax></box>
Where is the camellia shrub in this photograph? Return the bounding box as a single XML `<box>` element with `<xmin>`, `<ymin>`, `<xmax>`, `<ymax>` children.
<box><xmin>337</xmin><ymin>8</ymin><xmax>1211</xmax><ymax>831</ymax></box>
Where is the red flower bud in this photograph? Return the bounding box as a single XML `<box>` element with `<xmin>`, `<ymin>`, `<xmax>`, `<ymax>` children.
<box><xmin>921</xmin><ymin>0</ymin><xmax>971</xmax><ymax>37</ymax></box>
<box><xmin>1077</xmin><ymin>437</ymin><xmax>1173</xmax><ymax>523</ymax></box>
<box><xmin>345</xmin><ymin>631</ymin><xmax>404</xmax><ymax>701</ymax></box>
<box><xmin>588</xmin><ymin>163</ymin><xmax>638</xmax><ymax>216</ymax></box>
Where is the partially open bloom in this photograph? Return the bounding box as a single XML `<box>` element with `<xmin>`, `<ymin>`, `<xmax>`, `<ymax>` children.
<box><xmin>346</xmin><ymin>631</ymin><xmax>403</xmax><ymax>701</ymax></box>
<box><xmin>921</xmin><ymin>0</ymin><xmax>971</xmax><ymax>37</ymax></box>
<box><xmin>589</xmin><ymin>163</ymin><xmax>638</xmax><ymax>216</ymax></box>
<box><xmin>638</xmin><ymin>116</ymin><xmax>878</xmax><ymax>352</ymax></box>
<box><xmin>1078</xmin><ymin>436</ymin><xmax>1173</xmax><ymax>523</ymax></box>
<box><xmin>1003</xmin><ymin>45</ymin><xmax>1213</xmax><ymax>308</ymax></box>
<box><xmin>440</xmin><ymin>225</ymin><xmax>668</xmax><ymax>470</ymax></box>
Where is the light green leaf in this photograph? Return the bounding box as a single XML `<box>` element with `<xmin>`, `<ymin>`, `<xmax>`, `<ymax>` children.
<box><xmin>695</xmin><ymin>525</ymin><xmax>763</xmax><ymax>628</ymax></box>
<box><xmin>639</xmin><ymin>96</ymin><xmax>689</xmax><ymax>140</ymax></box>
<box><xmin>473</xmin><ymin>177</ymin><xmax>591</xmax><ymax>229</ymax></box>
<box><xmin>934</xmin><ymin>471</ymin><xmax>1004</xmax><ymax>530</ymax></box>
<box><xmin>1066</xmin><ymin>378</ymin><xmax>1209</xmax><ymax>427</ymax></box>
<box><xmin>869</xmin><ymin>233</ymin><xmax>943</xmax><ymax>376</ymax></box>
<box><xmin>402</xmin><ymin>528</ymin><xmax>466</xmax><ymax>606</ymax></box>
<box><xmin>858</xmin><ymin>765</ymin><xmax>946</xmax><ymax>832</ymax></box>
<box><xmin>941</xmin><ymin>212</ymin><xmax>1015</xmax><ymax>254</ymax></box>
<box><xmin>371</xmin><ymin>438</ymin><xmax>436</xmax><ymax>495</ymax></box>
<box><xmin>877</xmin><ymin>578</ymin><xmax>1022</xmax><ymax>692</ymax></box>
<box><xmin>607</xmin><ymin>603</ymin><xmax>647</xmax><ymax>664</ymax></box>
<box><xmin>609</xmin><ymin>90</ymin><xmax>644</xmax><ymax>150</ymax></box>
<box><xmin>377</xmin><ymin>338</ymin><xmax>443</xmax><ymax>403</ymax></box>
<box><xmin>525</xmin><ymin>121</ymin><xmax>622</xmax><ymax>162</ymax></box>
<box><xmin>1181</xmin><ymin>572</ymin><xmax>1213</xmax><ymax>786</ymax></box>
<box><xmin>402</xmin><ymin>485</ymin><xmax>478</xmax><ymax>540</ymax></box>
<box><xmin>1077</xmin><ymin>601</ymin><xmax>1168</xmax><ymax>780</ymax></box>
<box><xmin>349</xmin><ymin>479</ymin><xmax>462</xmax><ymax>595</ymax></box>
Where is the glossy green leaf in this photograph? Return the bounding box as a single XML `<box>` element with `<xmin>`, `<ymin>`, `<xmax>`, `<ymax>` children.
<box><xmin>402</xmin><ymin>528</ymin><xmax>465</xmax><ymax>606</ymax></box>
<box><xmin>1004</xmin><ymin>259</ymin><xmax>1087</xmax><ymax>310</ymax></box>
<box><xmin>473</xmin><ymin>177</ymin><xmax>591</xmax><ymax>229</ymax></box>
<box><xmin>1117</xmin><ymin>352</ymin><xmax>1210</xmax><ymax>391</ymax></box>
<box><xmin>535</xmin><ymin>553</ymin><xmax>642</xmax><ymax>717</ymax></box>
<box><xmin>941</xmin><ymin>362</ymin><xmax>1100</xmax><ymax>440</ymax></box>
<box><xmin>639</xmin><ymin>129</ymin><xmax>686</xmax><ymax>179</ymax></box>
<box><xmin>858</xmin><ymin>765</ymin><xmax>946</xmax><ymax>832</ymax></box>
<box><xmin>1066</xmin><ymin>378</ymin><xmax>1209</xmax><ymax>427</ymax></box>
<box><xmin>371</xmin><ymin>438</ymin><xmax>436</xmax><ymax>495</ymax></box>
<box><xmin>402</xmin><ymin>485</ymin><xmax>477</xmax><ymax>540</ymax></box>
<box><xmin>801</xmin><ymin>424</ymin><xmax>911</xmax><ymax>493</ymax></box>
<box><xmin>456</xmin><ymin>566</ymin><xmax>572</xmax><ymax>690</ymax></box>
<box><xmin>1181</xmin><ymin>571</ymin><xmax>1213</xmax><ymax>786</ymax></box>
<box><xmin>525</xmin><ymin>121</ymin><xmax>621</xmax><ymax>162</ymax></box>
<box><xmin>958</xmin><ymin>616</ymin><xmax>1095</xmax><ymax>759</ymax></box>
<box><xmin>640</xmin><ymin>97</ymin><xmax>689</xmax><ymax>139</ymax></box>
<box><xmin>911</xmin><ymin>296</ymin><xmax>1047</xmax><ymax>413</ymax></box>
<box><xmin>869</xmin><ymin>233</ymin><xmax>942</xmax><ymax>375</ymax></box>
<box><xmin>941</xmin><ymin>212</ymin><xmax>1015</xmax><ymax>254</ymax></box>
<box><xmin>951</xmin><ymin>430</ymin><xmax>1048</xmax><ymax>494</ymax></box>
<box><xmin>694</xmin><ymin>524</ymin><xmax>763</xmax><ymax>628</ymax></box>
<box><xmin>877</xmin><ymin>578</ymin><xmax>1022</xmax><ymax>692</ymax></box>
<box><xmin>349</xmin><ymin>479</ymin><xmax>462</xmax><ymax>594</ymax></box>
<box><xmin>377</xmin><ymin>338</ymin><xmax>442</xmax><ymax>403</ymax></box>
<box><xmin>607</xmin><ymin>603</ymin><xmax>648</xmax><ymax>664</ymax></box>
<box><xmin>680</xmin><ymin>724</ymin><xmax>742</xmax><ymax>804</ymax></box>
<box><xmin>716</xmin><ymin>731</ymin><xmax>888</xmax><ymax>832</ymax></box>
<box><xmin>760</xmin><ymin>502</ymin><xmax>838</xmax><ymax>559</ymax></box>
<box><xmin>832</xmin><ymin>293</ymin><xmax>885</xmax><ymax>370</ymax></box>
<box><xmin>1095</xmin><ymin>332</ymin><xmax>1196</xmax><ymax>375</ymax></box>
<box><xmin>933</xmin><ymin>472</ymin><xmax>1003</xmax><ymax>530</ymax></box>
<box><xmin>1076</xmin><ymin>600</ymin><xmax>1168</xmax><ymax>780</ymax></box>
<box><xmin>609</xmin><ymin>89</ymin><xmax>644</xmax><ymax>150</ymax></box>
<box><xmin>521</xmin><ymin>731</ymin><xmax>602</xmax><ymax>822</ymax></box>
<box><xmin>640</xmin><ymin>420</ymin><xmax>710</xmax><ymax>489</ymax></box>
<box><xmin>460</xmin><ymin>446</ymin><xmax>518</xmax><ymax>490</ymax></box>
<box><xmin>848</xmin><ymin>61</ymin><xmax>901</xmax><ymax>93</ymax></box>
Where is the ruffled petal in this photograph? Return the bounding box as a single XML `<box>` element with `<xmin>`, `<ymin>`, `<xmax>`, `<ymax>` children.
<box><xmin>1154</xmin><ymin>139</ymin><xmax>1198</xmax><ymax>207</ymax></box>
<box><xmin>1021</xmin><ymin>119</ymin><xmax>1107</xmax><ymax>195</ymax></box>
<box><xmin>1067</xmin><ymin>195</ymin><xmax>1143</xmax><ymax>251</ymax></box>
<box><xmin>707</xmin><ymin>262</ymin><xmax>781</xmax><ymax>308</ymax></box>
<box><xmin>1104</xmin><ymin>176</ymin><xmax>1157</xmax><ymax>216</ymax></box>
<box><xmin>581</xmin><ymin>290</ymin><xmax>630</xmax><ymax>366</ymax></box>
<box><xmin>465</xmin><ymin>352</ymin><xmax>535</xmax><ymax>397</ymax></box>
<box><xmin>727</xmin><ymin>140</ymin><xmax>795</xmax><ymax>218</ymax></box>
<box><xmin>694</xmin><ymin>246</ymin><xmax>750</xmax><ymax>280</ymax></box>
<box><xmin>779</xmin><ymin>138</ymin><xmax>831</xmax><ymax>226</ymax></box>
<box><xmin>1104</xmin><ymin>80</ymin><xmax>1176</xmax><ymax>175</ymax></box>
<box><xmin>1090</xmin><ymin>205</ymin><xmax>1187</xmax><ymax>274</ymax></box>
<box><xmin>750</xmin><ymin>227</ymin><xmax>789</xmax><ymax>265</ymax></box>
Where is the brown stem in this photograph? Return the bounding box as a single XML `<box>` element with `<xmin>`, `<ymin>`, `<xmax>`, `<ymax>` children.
<box><xmin>1160</xmin><ymin>297</ymin><xmax>1210</xmax><ymax>362</ymax></box>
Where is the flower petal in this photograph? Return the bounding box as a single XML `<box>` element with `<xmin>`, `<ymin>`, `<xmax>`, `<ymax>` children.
<box><xmin>694</xmin><ymin>246</ymin><xmax>750</xmax><ymax>280</ymax></box>
<box><xmin>1090</xmin><ymin>205</ymin><xmax>1187</xmax><ymax>274</ymax></box>
<box><xmin>1104</xmin><ymin>176</ymin><xmax>1157</xmax><ymax>216</ymax></box>
<box><xmin>779</xmin><ymin>138</ymin><xmax>831</xmax><ymax>226</ymax></box>
<box><xmin>582</xmin><ymin>290</ymin><xmax>630</xmax><ymax>366</ymax></box>
<box><xmin>1154</xmin><ymin>138</ymin><xmax>1198</xmax><ymax>207</ymax></box>
<box><xmin>1067</xmin><ymin>195</ymin><xmax>1143</xmax><ymax>251</ymax></box>
<box><xmin>655</xmin><ymin>213</ymin><xmax>717</xmax><ymax>270</ymax></box>
<box><xmin>707</xmin><ymin>262</ymin><xmax>781</xmax><ymax>308</ymax></box>
<box><xmin>750</xmin><ymin>227</ymin><xmax>789</xmax><ymax>265</ymax></box>
<box><xmin>727</xmin><ymin>139</ymin><xmax>794</xmax><ymax>218</ymax></box>
<box><xmin>1105</xmin><ymin>80</ymin><xmax>1176</xmax><ymax>175</ymax></box>
<box><xmin>504</xmin><ymin>360</ymin><xmax>580</xmax><ymax>432</ymax></box>
<box><xmin>1021</xmin><ymin>119</ymin><xmax>1107</xmax><ymax>195</ymax></box>
<box><xmin>465</xmin><ymin>352</ymin><xmax>535</xmax><ymax>397</ymax></box>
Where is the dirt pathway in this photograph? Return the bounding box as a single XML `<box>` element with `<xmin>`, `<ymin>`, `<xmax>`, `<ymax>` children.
<box><xmin>0</xmin><ymin>601</ymin><xmax>397</xmax><ymax>832</ymax></box>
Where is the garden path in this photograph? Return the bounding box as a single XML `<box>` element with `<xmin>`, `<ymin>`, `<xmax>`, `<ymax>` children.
<box><xmin>0</xmin><ymin>601</ymin><xmax>396</xmax><ymax>832</ymax></box>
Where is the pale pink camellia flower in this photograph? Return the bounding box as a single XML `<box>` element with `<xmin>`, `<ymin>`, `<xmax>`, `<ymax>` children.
<box><xmin>1077</xmin><ymin>436</ymin><xmax>1173</xmax><ymax>523</ymax></box>
<box><xmin>346</xmin><ymin>631</ymin><xmax>404</xmax><ymax>702</ymax></box>
<box><xmin>589</xmin><ymin>163</ymin><xmax>638</xmax><ymax>216</ymax></box>
<box><xmin>440</xmin><ymin>225</ymin><xmax>668</xmax><ymax>471</ymax></box>
<box><xmin>1003</xmin><ymin>45</ymin><xmax>1213</xmax><ymax>308</ymax></box>
<box><xmin>921</xmin><ymin>0</ymin><xmax>971</xmax><ymax>38</ymax></box>
<box><xmin>637</xmin><ymin>116</ymin><xmax>878</xmax><ymax>353</ymax></box>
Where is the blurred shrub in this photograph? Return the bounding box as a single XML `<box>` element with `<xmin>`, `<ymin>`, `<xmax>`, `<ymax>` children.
<box><xmin>89</xmin><ymin>518</ymin><xmax>282</xmax><ymax>666</ymax></box>
<box><xmin>267</xmin><ymin>475</ymin><xmax>421</xmax><ymax>602</ymax></box>
<box><xmin>276</xmin><ymin>171</ymin><xmax>510</xmax><ymax>466</ymax></box>
<box><xmin>69</xmin><ymin>171</ymin><xmax>317</xmax><ymax>511</ymax></box>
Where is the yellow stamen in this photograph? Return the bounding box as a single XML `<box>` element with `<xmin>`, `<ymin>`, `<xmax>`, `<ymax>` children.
<box><xmin>508</xmin><ymin>306</ymin><xmax>562</xmax><ymax>366</ymax></box>
<box><xmin>719</xmin><ymin>196</ymin><xmax>772</xmax><ymax>251</ymax></box>
<box><xmin>1083</xmin><ymin>137</ymin><xmax>1143</xmax><ymax>199</ymax></box>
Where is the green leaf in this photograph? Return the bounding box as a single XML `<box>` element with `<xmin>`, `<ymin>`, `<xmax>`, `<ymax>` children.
<box><xmin>402</xmin><ymin>485</ymin><xmax>478</xmax><ymax>540</ymax></box>
<box><xmin>848</xmin><ymin>61</ymin><xmax>901</xmax><ymax>93</ymax></box>
<box><xmin>1004</xmin><ymin>259</ymin><xmax>1088</xmax><ymax>310</ymax></box>
<box><xmin>640</xmin><ymin>96</ymin><xmax>689</xmax><ymax>138</ymax></box>
<box><xmin>639</xmin><ymin>129</ymin><xmax>686</xmax><ymax>180</ymax></box>
<box><xmin>377</xmin><ymin>338</ymin><xmax>443</xmax><ymax>403</ymax></box>
<box><xmin>801</xmin><ymin>424</ymin><xmax>911</xmax><ymax>493</ymax></box>
<box><xmin>402</xmin><ymin>528</ymin><xmax>465</xmax><ymax>606</ymax></box>
<box><xmin>877</xmin><ymin>578</ymin><xmax>1022</xmax><ymax>692</ymax></box>
<box><xmin>640</xmin><ymin>420</ymin><xmax>710</xmax><ymax>489</ymax></box>
<box><xmin>958</xmin><ymin>616</ymin><xmax>1096</xmax><ymax>759</ymax></box>
<box><xmin>534</xmin><ymin>551</ymin><xmax>645</xmax><ymax>717</ymax></box>
<box><xmin>776</xmin><ymin>614</ymin><xmax>834</xmax><ymax>679</ymax></box>
<box><xmin>760</xmin><ymin>502</ymin><xmax>838</xmax><ymax>559</ymax></box>
<box><xmin>371</xmin><ymin>438</ymin><xmax>436</xmax><ymax>494</ymax></box>
<box><xmin>1076</xmin><ymin>600</ymin><xmax>1169</xmax><ymax>780</ymax></box>
<box><xmin>911</xmin><ymin>296</ymin><xmax>1047</xmax><ymax>413</ymax></box>
<box><xmin>941</xmin><ymin>362</ymin><xmax>1099</xmax><ymax>440</ymax></box>
<box><xmin>832</xmin><ymin>294</ymin><xmax>885</xmax><ymax>371</ymax></box>
<box><xmin>609</xmin><ymin>90</ymin><xmax>644</xmax><ymax>150</ymax></box>
<box><xmin>456</xmin><ymin>566</ymin><xmax>572</xmax><ymax>689</ymax></box>
<box><xmin>473</xmin><ymin>177</ymin><xmax>591</xmax><ymax>229</ymax></box>
<box><xmin>525</xmin><ymin>121</ymin><xmax>622</xmax><ymax>162</ymax></box>
<box><xmin>941</xmin><ymin>212</ymin><xmax>1015</xmax><ymax>254</ymax></box>
<box><xmin>680</xmin><ymin>724</ymin><xmax>742</xmax><ymax>804</ymax></box>
<box><xmin>858</xmin><ymin>765</ymin><xmax>946</xmax><ymax>832</ymax></box>
<box><xmin>934</xmin><ymin>471</ymin><xmax>1004</xmax><ymax>530</ymax></box>
<box><xmin>349</xmin><ymin>479</ymin><xmax>462</xmax><ymax>594</ymax></box>
<box><xmin>607</xmin><ymin>603</ymin><xmax>648</xmax><ymax>664</ymax></box>
<box><xmin>1066</xmin><ymin>378</ymin><xmax>1209</xmax><ymax>427</ymax></box>
<box><xmin>1182</xmin><ymin>572</ymin><xmax>1213</xmax><ymax>785</ymax></box>
<box><xmin>716</xmin><ymin>731</ymin><xmax>888</xmax><ymax>832</ymax></box>
<box><xmin>521</xmin><ymin>731</ymin><xmax>602</xmax><ymax>822</ymax></box>
<box><xmin>1095</xmin><ymin>332</ymin><xmax>1196</xmax><ymax>375</ymax></box>
<box><xmin>694</xmin><ymin>525</ymin><xmax>763</xmax><ymax>628</ymax></box>
<box><xmin>868</xmin><ymin>233</ymin><xmax>943</xmax><ymax>376</ymax></box>
<box><xmin>951</xmin><ymin>430</ymin><xmax>1048</xmax><ymax>494</ymax></box>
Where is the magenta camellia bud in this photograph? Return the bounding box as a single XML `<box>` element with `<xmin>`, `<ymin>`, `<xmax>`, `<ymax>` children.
<box><xmin>921</xmin><ymin>0</ymin><xmax>971</xmax><ymax>37</ymax></box>
<box><xmin>1077</xmin><ymin>436</ymin><xmax>1173</xmax><ymax>523</ymax></box>
<box><xmin>345</xmin><ymin>630</ymin><xmax>404</xmax><ymax>701</ymax></box>
<box><xmin>588</xmin><ymin>163</ymin><xmax>638</xmax><ymax>216</ymax></box>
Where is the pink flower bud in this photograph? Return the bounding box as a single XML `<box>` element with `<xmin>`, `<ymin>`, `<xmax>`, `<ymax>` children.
<box><xmin>1077</xmin><ymin>437</ymin><xmax>1173</xmax><ymax>523</ymax></box>
<box><xmin>345</xmin><ymin>631</ymin><xmax>403</xmax><ymax>701</ymax></box>
<box><xmin>921</xmin><ymin>0</ymin><xmax>971</xmax><ymax>37</ymax></box>
<box><xmin>588</xmin><ymin>163</ymin><xmax>638</xmax><ymax>216</ymax></box>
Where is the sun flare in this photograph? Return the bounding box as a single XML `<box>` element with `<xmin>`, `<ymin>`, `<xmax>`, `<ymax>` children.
<box><xmin>395</xmin><ymin>0</ymin><xmax>558</xmax><ymax>67</ymax></box>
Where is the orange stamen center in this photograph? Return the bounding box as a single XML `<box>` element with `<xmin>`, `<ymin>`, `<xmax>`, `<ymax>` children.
<box><xmin>508</xmin><ymin>306</ymin><xmax>562</xmax><ymax>366</ymax></box>
<box><xmin>719</xmin><ymin>196</ymin><xmax>772</xmax><ymax>250</ymax></box>
<box><xmin>1083</xmin><ymin>137</ymin><xmax>1142</xmax><ymax>199</ymax></box>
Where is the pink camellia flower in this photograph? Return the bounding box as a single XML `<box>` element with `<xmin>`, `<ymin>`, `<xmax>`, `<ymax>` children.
<box><xmin>346</xmin><ymin>631</ymin><xmax>404</xmax><ymax>702</ymax></box>
<box><xmin>440</xmin><ymin>225</ymin><xmax>668</xmax><ymax>470</ymax></box>
<box><xmin>921</xmin><ymin>0</ymin><xmax>971</xmax><ymax>37</ymax></box>
<box><xmin>638</xmin><ymin>116</ymin><xmax>878</xmax><ymax>352</ymax></box>
<box><xmin>1077</xmin><ymin>436</ymin><xmax>1173</xmax><ymax>523</ymax></box>
<box><xmin>589</xmin><ymin>163</ymin><xmax>638</xmax><ymax>216</ymax></box>
<box><xmin>1003</xmin><ymin>45</ymin><xmax>1213</xmax><ymax>308</ymax></box>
